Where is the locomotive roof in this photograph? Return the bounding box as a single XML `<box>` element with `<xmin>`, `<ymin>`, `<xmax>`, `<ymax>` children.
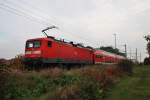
<box><xmin>26</xmin><ymin>37</ymin><xmax>94</xmax><ymax>50</ymax></box>
<box><xmin>26</xmin><ymin>37</ymin><xmax>54</xmax><ymax>41</ymax></box>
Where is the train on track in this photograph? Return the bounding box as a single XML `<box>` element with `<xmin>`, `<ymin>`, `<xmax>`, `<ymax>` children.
<box><xmin>24</xmin><ymin>36</ymin><xmax>125</xmax><ymax>66</ymax></box>
<box><xmin>23</xmin><ymin>27</ymin><xmax>125</xmax><ymax>66</ymax></box>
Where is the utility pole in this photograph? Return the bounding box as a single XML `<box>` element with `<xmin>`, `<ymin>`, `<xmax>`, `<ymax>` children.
<box><xmin>136</xmin><ymin>48</ymin><xmax>138</xmax><ymax>62</ymax></box>
<box><xmin>123</xmin><ymin>44</ymin><xmax>127</xmax><ymax>57</ymax></box>
<box><xmin>140</xmin><ymin>52</ymin><xmax>142</xmax><ymax>63</ymax></box>
<box><xmin>125</xmin><ymin>44</ymin><xmax>127</xmax><ymax>57</ymax></box>
<box><xmin>130</xmin><ymin>48</ymin><xmax>132</xmax><ymax>60</ymax></box>
<box><xmin>113</xmin><ymin>33</ymin><xmax>117</xmax><ymax>49</ymax></box>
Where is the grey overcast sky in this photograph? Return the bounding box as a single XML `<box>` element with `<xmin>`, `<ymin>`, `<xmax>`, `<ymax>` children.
<box><xmin>0</xmin><ymin>0</ymin><xmax>149</xmax><ymax>61</ymax></box>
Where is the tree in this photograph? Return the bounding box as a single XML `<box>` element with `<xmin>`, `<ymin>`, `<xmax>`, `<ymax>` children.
<box><xmin>144</xmin><ymin>35</ymin><xmax>150</xmax><ymax>57</ymax></box>
<box><xmin>144</xmin><ymin>35</ymin><xmax>150</xmax><ymax>41</ymax></box>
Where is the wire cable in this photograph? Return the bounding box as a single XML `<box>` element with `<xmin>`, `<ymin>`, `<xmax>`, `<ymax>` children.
<box><xmin>0</xmin><ymin>0</ymin><xmax>99</xmax><ymax>47</ymax></box>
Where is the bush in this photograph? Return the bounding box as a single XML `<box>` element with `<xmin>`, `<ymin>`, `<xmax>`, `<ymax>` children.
<box><xmin>0</xmin><ymin>69</ymin><xmax>81</xmax><ymax>100</ymax></box>
<box><xmin>144</xmin><ymin>57</ymin><xmax>150</xmax><ymax>65</ymax></box>
<box><xmin>46</xmin><ymin>85</ymin><xmax>82</xmax><ymax>100</ymax></box>
<box><xmin>0</xmin><ymin>70</ymin><xmax>8</xmax><ymax>100</ymax></box>
<box><xmin>46</xmin><ymin>77</ymin><xmax>103</xmax><ymax>100</ymax></box>
<box><xmin>0</xmin><ymin>65</ymin><xmax>123</xmax><ymax>100</ymax></box>
<box><xmin>0</xmin><ymin>70</ymin><xmax>51</xmax><ymax>100</ymax></box>
<box><xmin>8</xmin><ymin>55</ymin><xmax>25</xmax><ymax>70</ymax></box>
<box><xmin>117</xmin><ymin>59</ymin><xmax>133</xmax><ymax>75</ymax></box>
<box><xmin>79</xmin><ymin>77</ymin><xmax>103</xmax><ymax>100</ymax></box>
<box><xmin>52</xmin><ymin>74</ymin><xmax>79</xmax><ymax>86</ymax></box>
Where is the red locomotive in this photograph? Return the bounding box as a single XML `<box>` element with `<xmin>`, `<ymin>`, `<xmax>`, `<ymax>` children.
<box><xmin>24</xmin><ymin>36</ymin><xmax>93</xmax><ymax>65</ymax></box>
<box><xmin>24</xmin><ymin>27</ymin><xmax>125</xmax><ymax>66</ymax></box>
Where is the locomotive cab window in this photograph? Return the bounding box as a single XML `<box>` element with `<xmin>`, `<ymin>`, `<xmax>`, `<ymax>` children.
<box><xmin>34</xmin><ymin>41</ymin><xmax>40</xmax><ymax>48</ymax></box>
<box><xmin>26</xmin><ymin>40</ymin><xmax>41</xmax><ymax>48</ymax></box>
<box><xmin>28</xmin><ymin>42</ymin><xmax>33</xmax><ymax>48</ymax></box>
<box><xmin>48</xmin><ymin>41</ymin><xmax>52</xmax><ymax>47</ymax></box>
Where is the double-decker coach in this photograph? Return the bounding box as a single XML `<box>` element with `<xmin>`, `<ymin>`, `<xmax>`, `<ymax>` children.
<box><xmin>93</xmin><ymin>50</ymin><xmax>125</xmax><ymax>64</ymax></box>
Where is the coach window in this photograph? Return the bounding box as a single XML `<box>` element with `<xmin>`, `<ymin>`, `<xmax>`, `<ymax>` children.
<box><xmin>48</xmin><ymin>41</ymin><xmax>52</xmax><ymax>47</ymax></box>
<box><xmin>96</xmin><ymin>55</ymin><xmax>103</xmax><ymax>58</ymax></box>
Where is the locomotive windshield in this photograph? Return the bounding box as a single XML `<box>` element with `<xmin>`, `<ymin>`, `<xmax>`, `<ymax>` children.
<box><xmin>26</xmin><ymin>40</ymin><xmax>41</xmax><ymax>48</ymax></box>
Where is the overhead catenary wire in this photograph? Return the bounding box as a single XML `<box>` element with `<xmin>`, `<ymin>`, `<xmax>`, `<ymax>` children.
<box><xmin>15</xmin><ymin>0</ymin><xmax>60</xmax><ymax>25</ymax></box>
<box><xmin>0</xmin><ymin>6</ymin><xmax>49</xmax><ymax>26</ymax></box>
<box><xmin>0</xmin><ymin>0</ymin><xmax>103</xmax><ymax>47</ymax></box>
<box><xmin>5</xmin><ymin>0</ymin><xmax>60</xmax><ymax>26</ymax></box>
<box><xmin>19</xmin><ymin>1</ymin><xmax>97</xmax><ymax>46</ymax></box>
<box><xmin>0</xmin><ymin>1</ymin><xmax>54</xmax><ymax>26</ymax></box>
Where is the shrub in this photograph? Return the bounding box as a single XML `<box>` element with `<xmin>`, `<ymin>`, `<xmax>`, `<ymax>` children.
<box><xmin>79</xmin><ymin>77</ymin><xmax>103</xmax><ymax>100</ymax></box>
<box><xmin>144</xmin><ymin>57</ymin><xmax>150</xmax><ymax>65</ymax></box>
<box><xmin>80</xmin><ymin>66</ymin><xmax>115</xmax><ymax>89</ymax></box>
<box><xmin>46</xmin><ymin>77</ymin><xmax>104</xmax><ymax>100</ymax></box>
<box><xmin>52</xmin><ymin>74</ymin><xmax>80</xmax><ymax>87</ymax></box>
<box><xmin>117</xmin><ymin>59</ymin><xmax>133</xmax><ymax>75</ymax></box>
<box><xmin>39</xmin><ymin>68</ymin><xmax>64</xmax><ymax>78</ymax></box>
<box><xmin>0</xmin><ymin>65</ymin><xmax>123</xmax><ymax>100</ymax></box>
<box><xmin>46</xmin><ymin>85</ymin><xmax>82</xmax><ymax>100</ymax></box>
<box><xmin>8</xmin><ymin>54</ymin><xmax>25</xmax><ymax>70</ymax></box>
<box><xmin>0</xmin><ymin>70</ymin><xmax>8</xmax><ymax>100</ymax></box>
<box><xmin>0</xmin><ymin>70</ymin><xmax>51</xmax><ymax>100</ymax></box>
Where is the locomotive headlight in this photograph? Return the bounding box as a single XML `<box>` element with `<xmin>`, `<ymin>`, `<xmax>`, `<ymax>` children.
<box><xmin>25</xmin><ymin>51</ymin><xmax>32</xmax><ymax>54</ymax></box>
<box><xmin>25</xmin><ymin>50</ymin><xmax>41</xmax><ymax>55</ymax></box>
<box><xmin>33</xmin><ymin>50</ymin><xmax>41</xmax><ymax>54</ymax></box>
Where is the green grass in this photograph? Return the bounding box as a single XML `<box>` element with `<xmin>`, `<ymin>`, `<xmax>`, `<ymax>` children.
<box><xmin>104</xmin><ymin>65</ymin><xmax>150</xmax><ymax>100</ymax></box>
